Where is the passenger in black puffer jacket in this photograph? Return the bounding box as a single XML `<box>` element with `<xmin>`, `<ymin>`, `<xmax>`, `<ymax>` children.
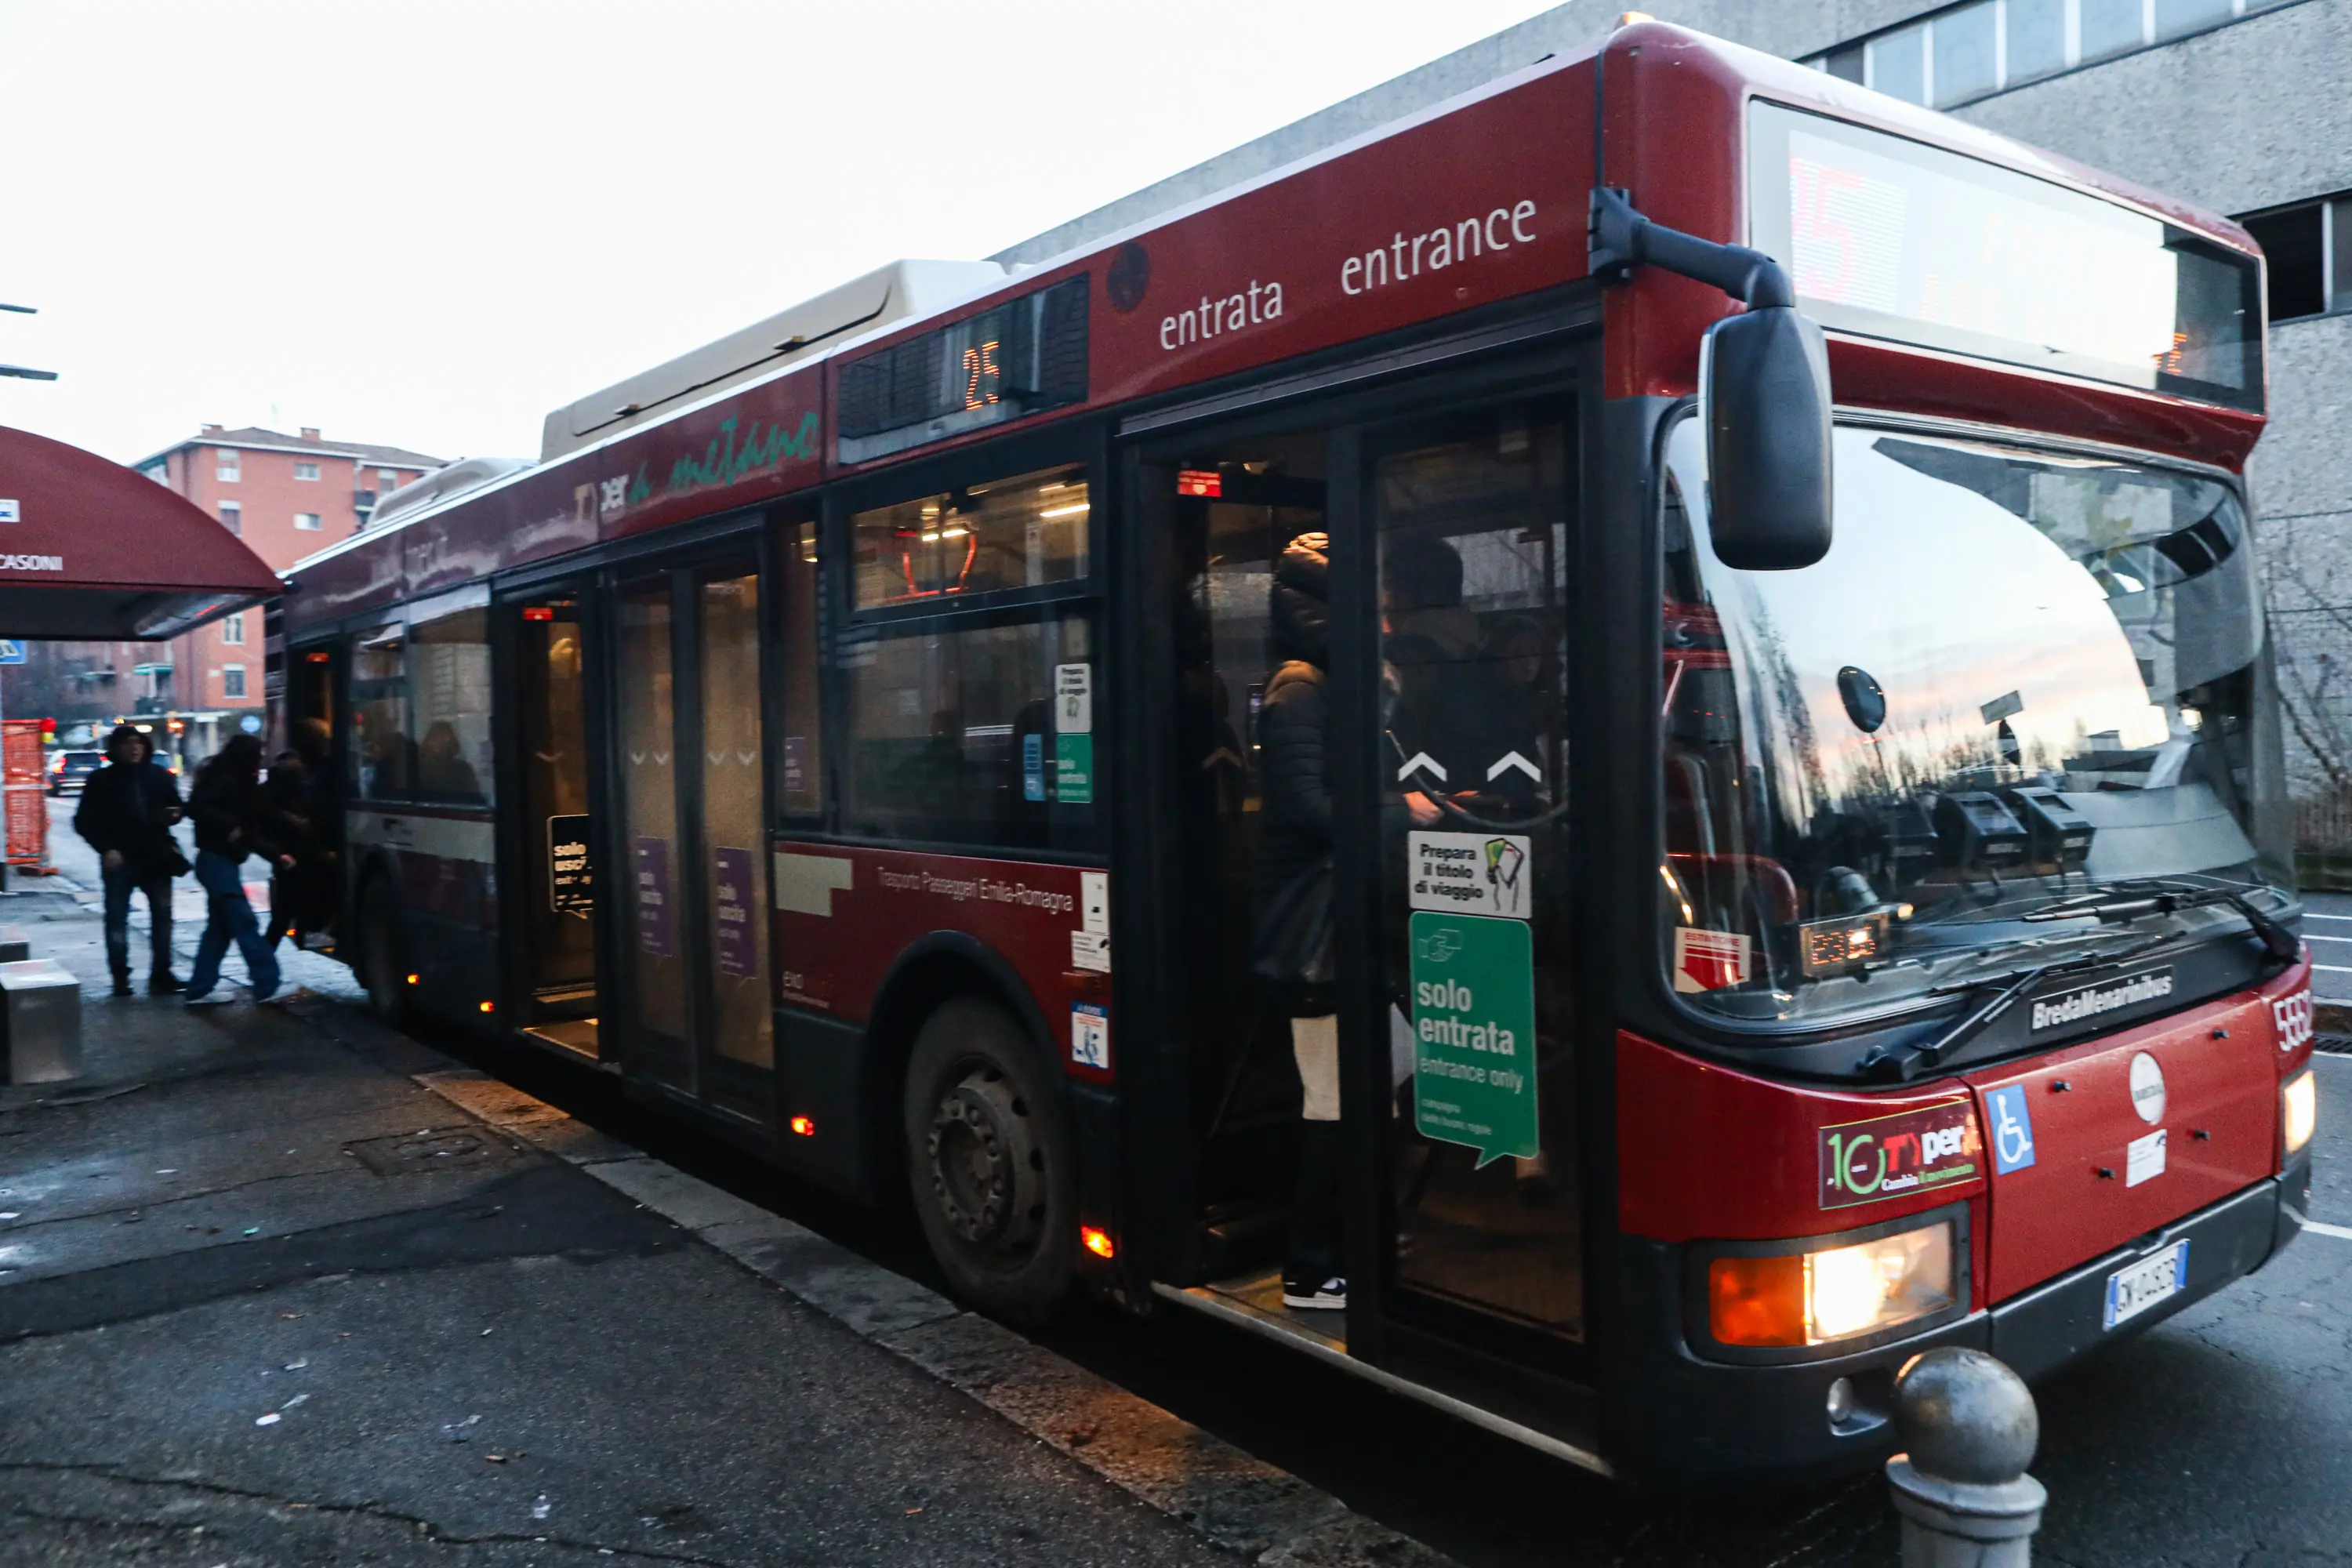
<box><xmin>1255</xmin><ymin>535</ymin><xmax>1334</xmax><ymax>910</ymax></box>
<box><xmin>1250</xmin><ymin>532</ymin><xmax>1347</xmax><ymax>1314</ymax></box>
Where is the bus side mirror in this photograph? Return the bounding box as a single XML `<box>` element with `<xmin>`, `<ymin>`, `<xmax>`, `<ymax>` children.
<box><xmin>1703</xmin><ymin>306</ymin><xmax>1834</xmax><ymax>571</ymax></box>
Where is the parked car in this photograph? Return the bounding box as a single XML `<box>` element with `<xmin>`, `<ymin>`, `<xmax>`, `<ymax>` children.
<box><xmin>45</xmin><ymin>750</ymin><xmax>104</xmax><ymax>796</ymax></box>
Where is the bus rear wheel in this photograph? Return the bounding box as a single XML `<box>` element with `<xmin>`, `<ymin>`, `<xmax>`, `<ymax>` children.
<box><xmin>903</xmin><ymin>997</ymin><xmax>1076</xmax><ymax>1327</ymax></box>
<box><xmin>359</xmin><ymin>877</ymin><xmax>410</xmax><ymax>1025</ymax></box>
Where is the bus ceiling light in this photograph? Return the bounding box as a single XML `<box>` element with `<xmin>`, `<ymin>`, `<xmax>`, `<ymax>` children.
<box><xmin>1080</xmin><ymin>1225</ymin><xmax>1116</xmax><ymax>1260</ymax></box>
<box><xmin>1709</xmin><ymin>1220</ymin><xmax>1955</xmax><ymax>1348</ymax></box>
<box><xmin>2284</xmin><ymin>1068</ymin><xmax>2317</xmax><ymax>1156</ymax></box>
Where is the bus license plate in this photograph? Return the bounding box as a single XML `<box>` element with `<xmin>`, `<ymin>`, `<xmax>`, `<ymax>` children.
<box><xmin>2103</xmin><ymin>1240</ymin><xmax>2189</xmax><ymax>1330</ymax></box>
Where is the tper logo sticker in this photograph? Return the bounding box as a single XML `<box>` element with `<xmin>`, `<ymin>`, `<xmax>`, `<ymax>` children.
<box><xmin>1819</xmin><ymin>1102</ymin><xmax>1981</xmax><ymax>1209</ymax></box>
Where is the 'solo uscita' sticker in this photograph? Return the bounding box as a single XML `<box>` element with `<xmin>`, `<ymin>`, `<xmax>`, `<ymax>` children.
<box><xmin>1409</xmin><ymin>912</ymin><xmax>1537</xmax><ymax>1167</ymax></box>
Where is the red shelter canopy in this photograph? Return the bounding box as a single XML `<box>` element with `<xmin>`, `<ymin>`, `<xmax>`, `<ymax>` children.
<box><xmin>0</xmin><ymin>424</ymin><xmax>280</xmax><ymax>640</ymax></box>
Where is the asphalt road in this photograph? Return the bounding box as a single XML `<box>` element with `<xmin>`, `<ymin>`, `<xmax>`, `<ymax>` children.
<box><xmin>2299</xmin><ymin>889</ymin><xmax>2352</xmax><ymax>1004</ymax></box>
<box><xmin>27</xmin><ymin>793</ymin><xmax>2352</xmax><ymax>1566</ymax></box>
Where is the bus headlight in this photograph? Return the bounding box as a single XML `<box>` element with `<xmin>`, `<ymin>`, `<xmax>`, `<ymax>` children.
<box><xmin>2284</xmin><ymin>1069</ymin><xmax>2318</xmax><ymax>1158</ymax></box>
<box><xmin>1708</xmin><ymin>1219</ymin><xmax>1956</xmax><ymax>1348</ymax></box>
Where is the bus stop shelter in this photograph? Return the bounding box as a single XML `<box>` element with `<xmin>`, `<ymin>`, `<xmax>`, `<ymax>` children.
<box><xmin>0</xmin><ymin>423</ymin><xmax>281</xmax><ymax>871</ymax></box>
<box><xmin>0</xmin><ymin>423</ymin><xmax>279</xmax><ymax>639</ymax></box>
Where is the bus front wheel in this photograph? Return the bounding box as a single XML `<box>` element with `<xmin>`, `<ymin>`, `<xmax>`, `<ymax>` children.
<box><xmin>359</xmin><ymin>877</ymin><xmax>411</xmax><ymax>1025</ymax></box>
<box><xmin>903</xmin><ymin>997</ymin><xmax>1076</xmax><ymax>1327</ymax></box>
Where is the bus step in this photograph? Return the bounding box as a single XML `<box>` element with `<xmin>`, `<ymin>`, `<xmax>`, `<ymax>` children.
<box><xmin>521</xmin><ymin>1020</ymin><xmax>601</xmax><ymax>1058</ymax></box>
<box><xmin>1185</xmin><ymin>1268</ymin><xmax>1347</xmax><ymax>1355</ymax></box>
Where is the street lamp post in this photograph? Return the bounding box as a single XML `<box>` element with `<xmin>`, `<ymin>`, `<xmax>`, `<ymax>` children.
<box><xmin>0</xmin><ymin>302</ymin><xmax>57</xmax><ymax>381</ymax></box>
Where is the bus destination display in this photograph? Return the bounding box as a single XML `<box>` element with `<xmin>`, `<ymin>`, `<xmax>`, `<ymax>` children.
<box><xmin>837</xmin><ymin>277</ymin><xmax>1090</xmax><ymax>464</ymax></box>
<box><xmin>1748</xmin><ymin>103</ymin><xmax>2261</xmax><ymax>412</ymax></box>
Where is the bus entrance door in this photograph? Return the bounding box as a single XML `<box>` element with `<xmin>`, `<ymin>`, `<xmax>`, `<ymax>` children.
<box><xmin>1151</xmin><ymin>394</ymin><xmax>1585</xmax><ymax>1387</ymax></box>
<box><xmin>506</xmin><ymin>592</ymin><xmax>600</xmax><ymax>1059</ymax></box>
<box><xmin>1359</xmin><ymin>397</ymin><xmax>1584</xmax><ymax>1357</ymax></box>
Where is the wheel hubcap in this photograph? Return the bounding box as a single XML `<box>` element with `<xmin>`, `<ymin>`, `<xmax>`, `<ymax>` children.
<box><xmin>927</xmin><ymin>1067</ymin><xmax>1042</xmax><ymax>1253</ymax></box>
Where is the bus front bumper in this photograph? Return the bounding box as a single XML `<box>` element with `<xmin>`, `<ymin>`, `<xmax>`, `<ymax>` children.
<box><xmin>1615</xmin><ymin>1157</ymin><xmax>2307</xmax><ymax>1490</ymax></box>
<box><xmin>1984</xmin><ymin>1157</ymin><xmax>2298</xmax><ymax>1380</ymax></box>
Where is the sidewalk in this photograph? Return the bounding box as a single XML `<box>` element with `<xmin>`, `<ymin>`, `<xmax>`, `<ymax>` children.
<box><xmin>0</xmin><ymin>887</ymin><xmax>1336</xmax><ymax>1567</ymax></box>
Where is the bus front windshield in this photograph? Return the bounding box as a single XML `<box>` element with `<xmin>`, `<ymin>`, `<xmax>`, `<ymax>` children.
<box><xmin>1661</xmin><ymin>417</ymin><xmax>2293</xmax><ymax>1029</ymax></box>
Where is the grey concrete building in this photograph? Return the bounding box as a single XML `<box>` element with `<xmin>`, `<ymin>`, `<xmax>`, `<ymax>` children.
<box><xmin>997</xmin><ymin>0</ymin><xmax>2352</xmax><ymax>880</ymax></box>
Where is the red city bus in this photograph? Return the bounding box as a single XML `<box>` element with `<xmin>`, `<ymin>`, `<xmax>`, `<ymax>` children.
<box><xmin>276</xmin><ymin>21</ymin><xmax>2318</xmax><ymax>1486</ymax></box>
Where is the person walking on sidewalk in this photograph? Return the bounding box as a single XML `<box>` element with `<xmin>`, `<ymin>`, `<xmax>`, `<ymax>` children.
<box><xmin>183</xmin><ymin>734</ymin><xmax>291</xmax><ymax>1007</ymax></box>
<box><xmin>72</xmin><ymin>724</ymin><xmax>188</xmax><ymax>997</ymax></box>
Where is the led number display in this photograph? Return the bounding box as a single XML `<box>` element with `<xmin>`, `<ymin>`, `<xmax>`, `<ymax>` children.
<box><xmin>837</xmin><ymin>277</ymin><xmax>1090</xmax><ymax>463</ymax></box>
<box><xmin>1748</xmin><ymin>103</ymin><xmax>2261</xmax><ymax>412</ymax></box>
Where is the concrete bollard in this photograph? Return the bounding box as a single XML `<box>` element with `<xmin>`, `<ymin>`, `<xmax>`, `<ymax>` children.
<box><xmin>1885</xmin><ymin>1347</ymin><xmax>2046</xmax><ymax>1567</ymax></box>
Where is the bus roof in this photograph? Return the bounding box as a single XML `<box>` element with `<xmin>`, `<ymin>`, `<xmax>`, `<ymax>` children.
<box><xmin>285</xmin><ymin>21</ymin><xmax>2264</xmax><ymax>632</ymax></box>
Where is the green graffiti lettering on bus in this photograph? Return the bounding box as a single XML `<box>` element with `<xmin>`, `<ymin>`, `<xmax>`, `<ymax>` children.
<box><xmin>666</xmin><ymin>412</ymin><xmax>821</xmax><ymax>495</ymax></box>
<box><xmin>626</xmin><ymin>461</ymin><xmax>652</xmax><ymax>505</ymax></box>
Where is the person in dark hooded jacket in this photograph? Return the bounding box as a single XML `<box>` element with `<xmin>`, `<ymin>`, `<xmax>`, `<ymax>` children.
<box><xmin>74</xmin><ymin>725</ymin><xmax>185</xmax><ymax>996</ymax></box>
<box><xmin>1250</xmin><ymin>532</ymin><xmax>1347</xmax><ymax>1312</ymax></box>
<box><xmin>183</xmin><ymin>734</ymin><xmax>292</xmax><ymax>1005</ymax></box>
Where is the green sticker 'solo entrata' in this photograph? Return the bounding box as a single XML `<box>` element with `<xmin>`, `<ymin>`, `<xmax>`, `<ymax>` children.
<box><xmin>1410</xmin><ymin>911</ymin><xmax>1537</xmax><ymax>1167</ymax></box>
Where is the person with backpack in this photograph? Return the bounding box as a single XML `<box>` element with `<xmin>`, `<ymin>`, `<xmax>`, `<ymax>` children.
<box><xmin>73</xmin><ymin>724</ymin><xmax>187</xmax><ymax>996</ymax></box>
<box><xmin>183</xmin><ymin>734</ymin><xmax>292</xmax><ymax>1006</ymax></box>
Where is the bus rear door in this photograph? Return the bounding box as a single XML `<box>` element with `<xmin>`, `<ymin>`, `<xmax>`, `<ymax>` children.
<box><xmin>607</xmin><ymin>552</ymin><xmax>776</xmax><ymax>1126</ymax></box>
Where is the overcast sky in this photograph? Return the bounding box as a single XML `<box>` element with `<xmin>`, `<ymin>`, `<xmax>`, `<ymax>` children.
<box><xmin>0</xmin><ymin>0</ymin><xmax>1566</xmax><ymax>468</ymax></box>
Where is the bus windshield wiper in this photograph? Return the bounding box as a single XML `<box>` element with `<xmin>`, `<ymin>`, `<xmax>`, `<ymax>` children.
<box><xmin>2023</xmin><ymin>881</ymin><xmax>2299</xmax><ymax>966</ymax></box>
<box><xmin>1857</xmin><ymin>933</ymin><xmax>2169</xmax><ymax>1084</ymax></box>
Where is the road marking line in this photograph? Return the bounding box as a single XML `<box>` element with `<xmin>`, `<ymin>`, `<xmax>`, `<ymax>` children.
<box><xmin>405</xmin><ymin>1064</ymin><xmax>1455</xmax><ymax>1567</ymax></box>
<box><xmin>2303</xmin><ymin>1219</ymin><xmax>2352</xmax><ymax>1242</ymax></box>
<box><xmin>2304</xmin><ymin>913</ymin><xmax>2352</xmax><ymax>921</ymax></box>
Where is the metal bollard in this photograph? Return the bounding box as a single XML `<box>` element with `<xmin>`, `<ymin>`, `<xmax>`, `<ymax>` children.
<box><xmin>1885</xmin><ymin>1347</ymin><xmax>2046</xmax><ymax>1567</ymax></box>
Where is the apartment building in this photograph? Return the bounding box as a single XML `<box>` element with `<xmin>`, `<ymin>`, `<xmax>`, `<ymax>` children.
<box><xmin>9</xmin><ymin>425</ymin><xmax>441</xmax><ymax>756</ymax></box>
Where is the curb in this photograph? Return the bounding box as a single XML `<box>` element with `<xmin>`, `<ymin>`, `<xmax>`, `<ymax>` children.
<box><xmin>411</xmin><ymin>1066</ymin><xmax>1460</xmax><ymax>1568</ymax></box>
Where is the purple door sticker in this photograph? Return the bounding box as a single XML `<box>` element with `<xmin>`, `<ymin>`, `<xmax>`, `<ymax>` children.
<box><xmin>633</xmin><ymin>837</ymin><xmax>673</xmax><ymax>959</ymax></box>
<box><xmin>712</xmin><ymin>846</ymin><xmax>758</xmax><ymax>981</ymax></box>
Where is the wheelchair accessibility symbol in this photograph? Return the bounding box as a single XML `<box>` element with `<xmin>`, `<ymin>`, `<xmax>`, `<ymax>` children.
<box><xmin>1985</xmin><ymin>1084</ymin><xmax>2037</xmax><ymax>1175</ymax></box>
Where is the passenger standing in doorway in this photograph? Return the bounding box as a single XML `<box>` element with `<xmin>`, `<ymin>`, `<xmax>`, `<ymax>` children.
<box><xmin>1252</xmin><ymin>532</ymin><xmax>1345</xmax><ymax>1312</ymax></box>
<box><xmin>73</xmin><ymin>725</ymin><xmax>187</xmax><ymax>997</ymax></box>
<box><xmin>262</xmin><ymin>720</ymin><xmax>334</xmax><ymax>953</ymax></box>
<box><xmin>183</xmin><ymin>734</ymin><xmax>291</xmax><ymax>1007</ymax></box>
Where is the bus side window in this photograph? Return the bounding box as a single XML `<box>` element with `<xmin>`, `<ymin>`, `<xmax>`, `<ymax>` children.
<box><xmin>840</xmin><ymin>611</ymin><xmax>1097</xmax><ymax>849</ymax></box>
<box><xmin>408</xmin><ymin>606</ymin><xmax>492</xmax><ymax>806</ymax></box>
<box><xmin>348</xmin><ymin>625</ymin><xmax>409</xmax><ymax>800</ymax></box>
